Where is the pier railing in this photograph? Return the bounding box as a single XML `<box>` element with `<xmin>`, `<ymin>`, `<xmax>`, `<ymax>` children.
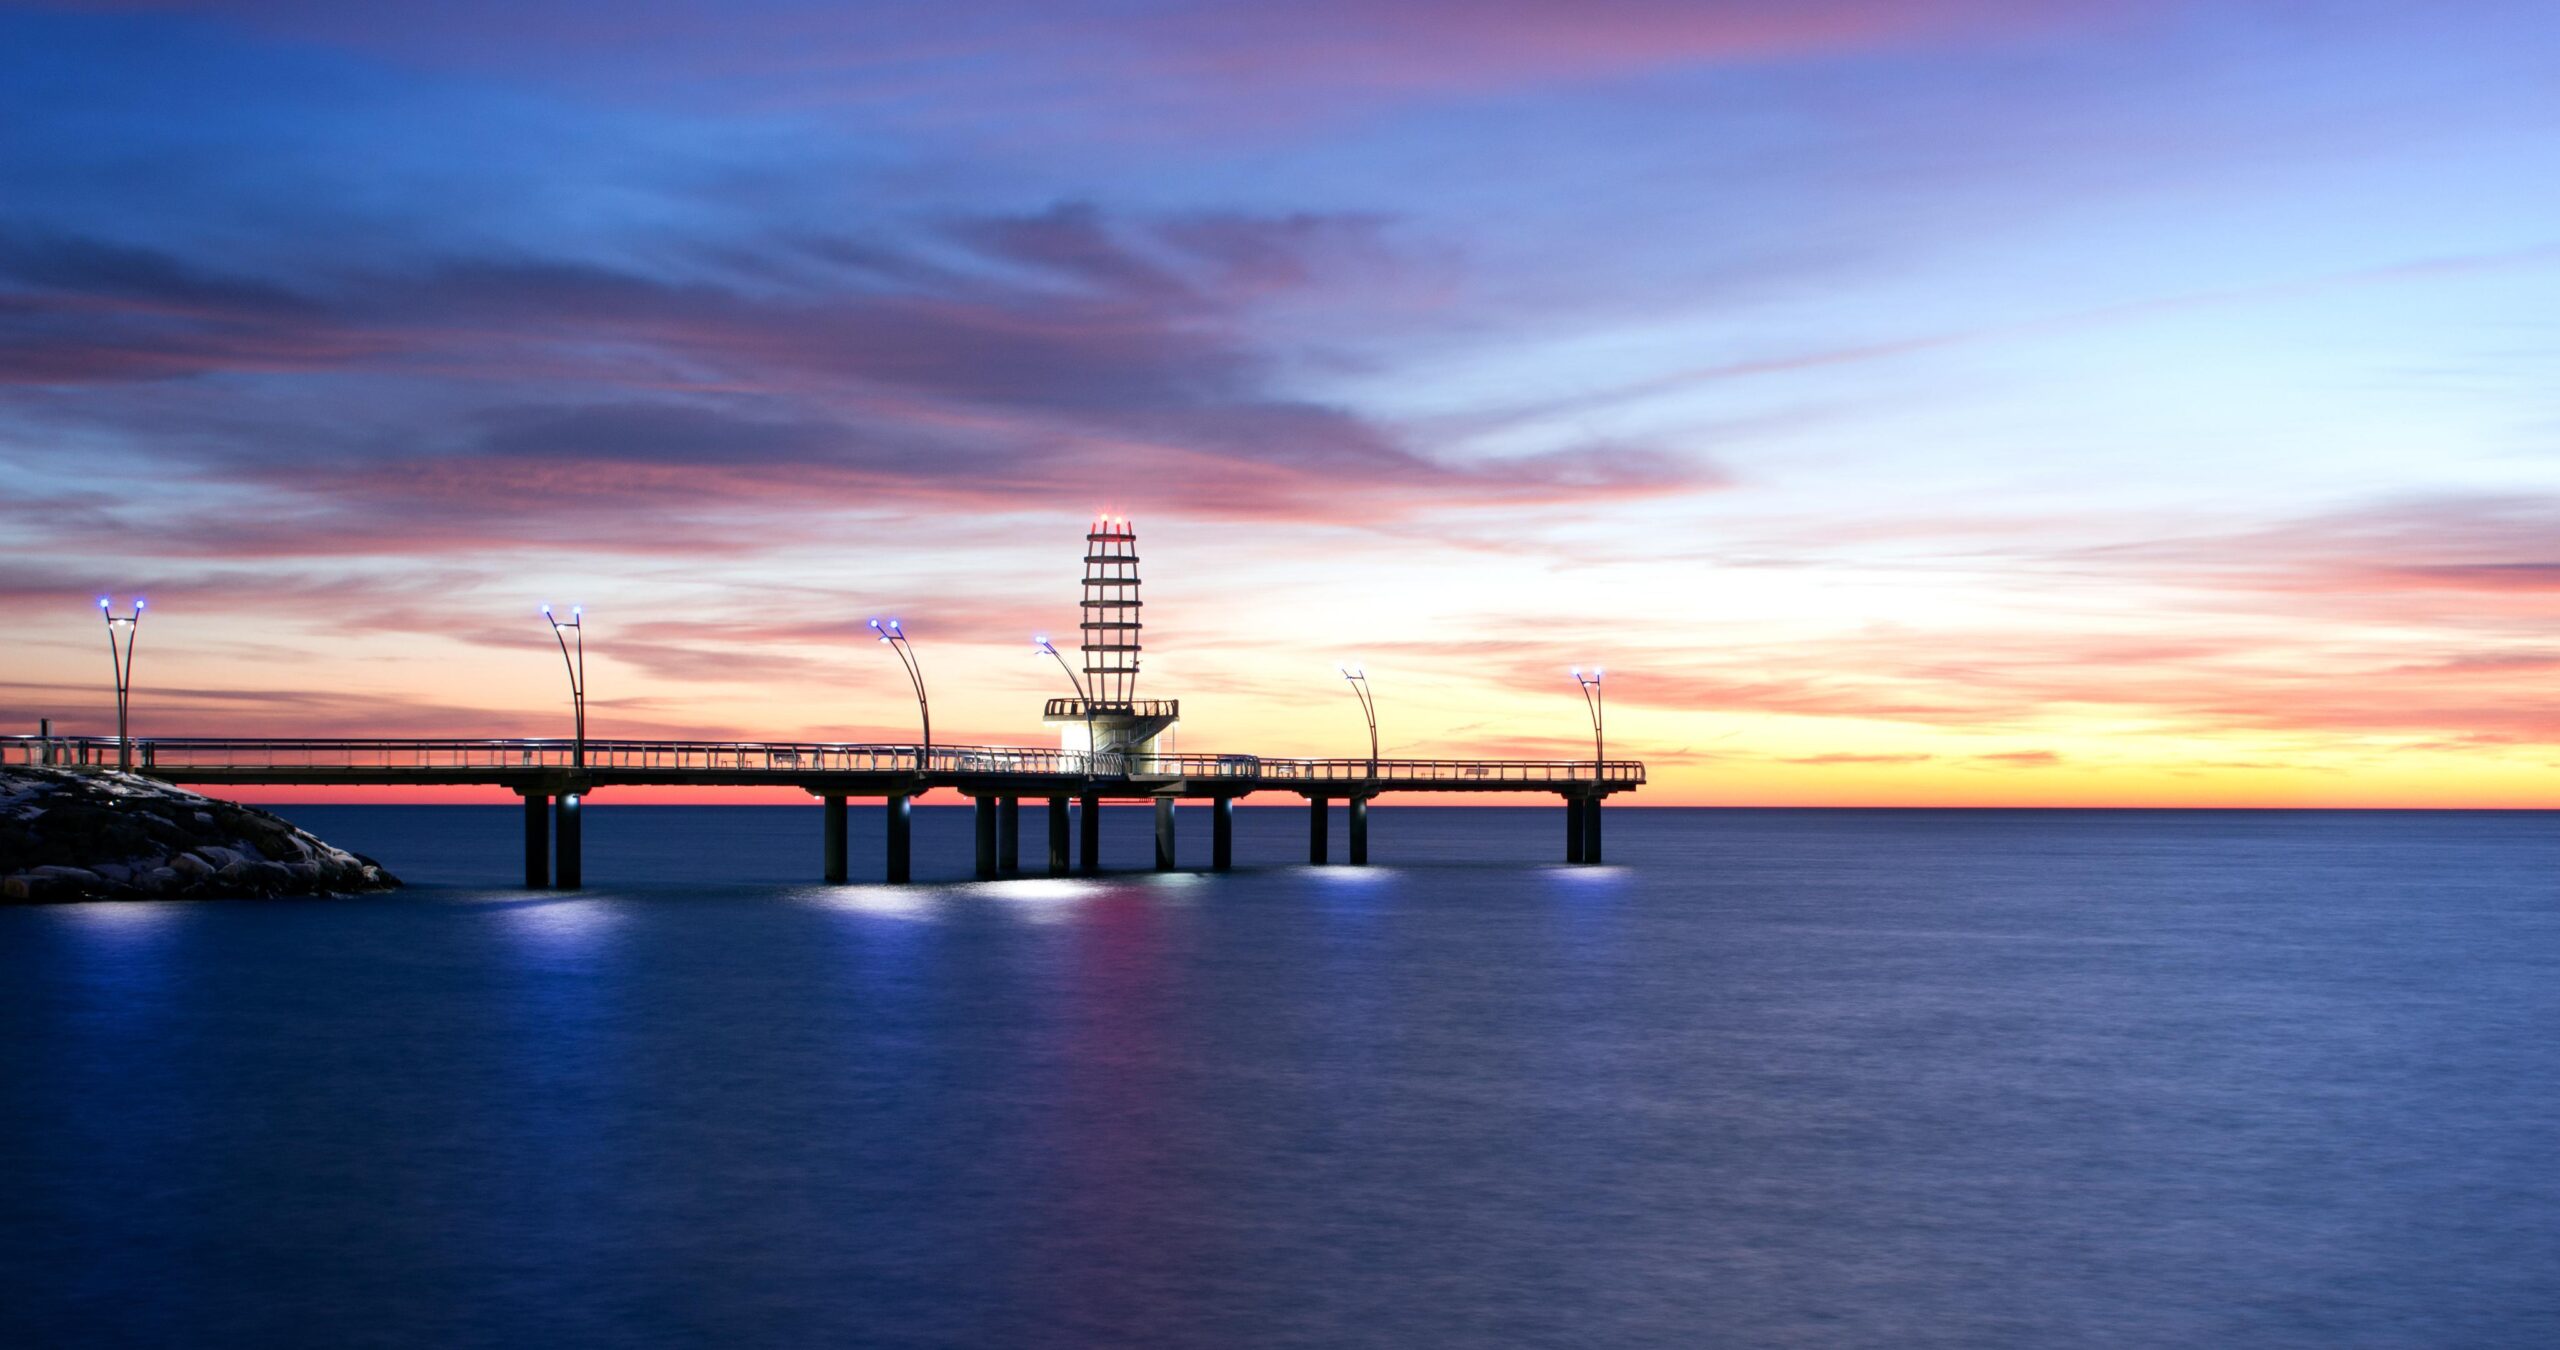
<box><xmin>2</xmin><ymin>736</ymin><xmax>1644</xmax><ymax>786</ymax></box>
<box><xmin>1231</xmin><ymin>757</ymin><xmax>1646</xmax><ymax>785</ymax></box>
<box><xmin>0</xmin><ymin>736</ymin><xmax>1108</xmax><ymax>776</ymax></box>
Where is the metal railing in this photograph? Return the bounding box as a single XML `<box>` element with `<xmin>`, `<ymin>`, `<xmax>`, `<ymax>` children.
<box><xmin>2</xmin><ymin>736</ymin><xmax>1643</xmax><ymax>786</ymax></box>
<box><xmin>1123</xmin><ymin>753</ymin><xmax>1263</xmax><ymax>779</ymax></box>
<box><xmin>0</xmin><ymin>736</ymin><xmax>1106</xmax><ymax>777</ymax></box>
<box><xmin>1242</xmin><ymin>757</ymin><xmax>1646</xmax><ymax>785</ymax></box>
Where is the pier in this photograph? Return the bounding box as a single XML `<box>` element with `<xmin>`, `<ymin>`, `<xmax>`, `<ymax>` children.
<box><xmin>3</xmin><ymin>735</ymin><xmax>1643</xmax><ymax>884</ymax></box>
<box><xmin>30</xmin><ymin>518</ymin><xmax>1641</xmax><ymax>886</ymax></box>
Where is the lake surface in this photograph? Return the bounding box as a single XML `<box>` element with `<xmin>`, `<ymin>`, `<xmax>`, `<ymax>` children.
<box><xmin>4</xmin><ymin>806</ymin><xmax>2556</xmax><ymax>1347</ymax></box>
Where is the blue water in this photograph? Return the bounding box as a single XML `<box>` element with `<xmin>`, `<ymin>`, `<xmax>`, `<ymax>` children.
<box><xmin>3</xmin><ymin>806</ymin><xmax>2556</xmax><ymax>1347</ymax></box>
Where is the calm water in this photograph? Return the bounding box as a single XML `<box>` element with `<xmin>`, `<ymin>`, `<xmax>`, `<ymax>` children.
<box><xmin>3</xmin><ymin>806</ymin><xmax>2555</xmax><ymax>1348</ymax></box>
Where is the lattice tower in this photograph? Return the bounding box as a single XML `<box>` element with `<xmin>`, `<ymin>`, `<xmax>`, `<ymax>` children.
<box><xmin>1081</xmin><ymin>515</ymin><xmax>1141</xmax><ymax>706</ymax></box>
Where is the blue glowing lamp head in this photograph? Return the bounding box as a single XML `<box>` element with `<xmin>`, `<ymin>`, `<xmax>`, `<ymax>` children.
<box><xmin>542</xmin><ymin>603</ymin><xmax>553</xmax><ymax>616</ymax></box>
<box><xmin>572</xmin><ymin>605</ymin><xmax>581</xmax><ymax>617</ymax></box>
<box><xmin>867</xmin><ymin>618</ymin><xmax>880</xmax><ymax>630</ymax></box>
<box><xmin>133</xmin><ymin>597</ymin><xmax>144</xmax><ymax>612</ymax></box>
<box><xmin>98</xmin><ymin>595</ymin><xmax>110</xmax><ymax>610</ymax></box>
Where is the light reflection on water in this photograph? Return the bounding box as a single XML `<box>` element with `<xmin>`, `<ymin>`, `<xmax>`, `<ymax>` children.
<box><xmin>810</xmin><ymin>884</ymin><xmax>944</xmax><ymax>921</ymax></box>
<box><xmin>491</xmin><ymin>894</ymin><xmax>623</xmax><ymax>951</ymax></box>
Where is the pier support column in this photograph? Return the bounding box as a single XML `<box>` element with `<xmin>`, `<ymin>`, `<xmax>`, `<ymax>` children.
<box><xmin>1308</xmin><ymin>796</ymin><xmax>1329</xmax><ymax>864</ymax></box>
<box><xmin>1350</xmin><ymin>796</ymin><xmax>1370</xmax><ymax>866</ymax></box>
<box><xmin>1212</xmin><ymin>797</ymin><xmax>1234</xmax><ymax>871</ymax></box>
<box><xmin>1565</xmin><ymin>796</ymin><xmax>1586</xmax><ymax>864</ymax></box>
<box><xmin>1079</xmin><ymin>794</ymin><xmax>1101</xmax><ymax>874</ymax></box>
<box><xmin>822</xmin><ymin>794</ymin><xmax>848</xmax><ymax>884</ymax></box>
<box><xmin>998</xmin><ymin>797</ymin><xmax>1021</xmax><ymax>875</ymax></box>
<box><xmin>974</xmin><ymin>795</ymin><xmax>997</xmax><ymax>880</ymax></box>
<box><xmin>1047</xmin><ymin>797</ymin><xmax>1070</xmax><ymax>875</ymax></box>
<box><xmin>522</xmin><ymin>792</ymin><xmax>550</xmax><ymax>888</ymax></box>
<box><xmin>554</xmin><ymin>793</ymin><xmax>583</xmax><ymax>889</ymax></box>
<box><xmin>1584</xmin><ymin>795</ymin><xmax>1604</xmax><ymax>865</ymax></box>
<box><xmin>1154</xmin><ymin>798</ymin><xmax>1177</xmax><ymax>871</ymax></box>
<box><xmin>885</xmin><ymin>794</ymin><xmax>912</xmax><ymax>883</ymax></box>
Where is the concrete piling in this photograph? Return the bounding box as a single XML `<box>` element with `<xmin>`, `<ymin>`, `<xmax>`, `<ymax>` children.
<box><xmin>554</xmin><ymin>793</ymin><xmax>583</xmax><ymax>889</ymax></box>
<box><xmin>885</xmin><ymin>794</ymin><xmax>911</xmax><ymax>883</ymax></box>
<box><xmin>522</xmin><ymin>792</ymin><xmax>550</xmax><ymax>888</ymax></box>
<box><xmin>973</xmin><ymin>795</ymin><xmax>997</xmax><ymax>880</ymax></box>
<box><xmin>822</xmin><ymin>794</ymin><xmax>848</xmax><ymax>883</ymax></box>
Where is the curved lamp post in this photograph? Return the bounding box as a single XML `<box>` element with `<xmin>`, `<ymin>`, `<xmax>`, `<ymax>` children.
<box><xmin>1339</xmin><ymin>664</ymin><xmax>1377</xmax><ymax>781</ymax></box>
<box><xmin>1569</xmin><ymin>666</ymin><xmax>1604</xmax><ymax>779</ymax></box>
<box><xmin>870</xmin><ymin>618</ymin><xmax>930</xmax><ymax>772</ymax></box>
<box><xmin>99</xmin><ymin>595</ymin><xmax>143</xmax><ymax>770</ymax></box>
<box><xmin>541</xmin><ymin>604</ymin><xmax>586</xmax><ymax>767</ymax></box>
<box><xmin>1035</xmin><ymin>635</ymin><xmax>1101</xmax><ymax>774</ymax></box>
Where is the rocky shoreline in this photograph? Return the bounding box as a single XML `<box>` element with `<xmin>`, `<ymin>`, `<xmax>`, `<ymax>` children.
<box><xmin>1</xmin><ymin>767</ymin><xmax>399</xmax><ymax>902</ymax></box>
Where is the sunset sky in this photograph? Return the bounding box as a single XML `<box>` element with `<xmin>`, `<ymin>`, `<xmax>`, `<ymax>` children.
<box><xmin>3</xmin><ymin>1</ymin><xmax>2556</xmax><ymax>806</ymax></box>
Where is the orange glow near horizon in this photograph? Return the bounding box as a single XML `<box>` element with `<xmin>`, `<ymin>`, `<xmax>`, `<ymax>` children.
<box><xmin>8</xmin><ymin>503</ymin><xmax>2556</xmax><ymax>811</ymax></box>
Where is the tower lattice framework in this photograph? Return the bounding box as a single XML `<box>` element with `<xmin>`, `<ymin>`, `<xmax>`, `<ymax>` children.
<box><xmin>1081</xmin><ymin>516</ymin><xmax>1141</xmax><ymax>707</ymax></box>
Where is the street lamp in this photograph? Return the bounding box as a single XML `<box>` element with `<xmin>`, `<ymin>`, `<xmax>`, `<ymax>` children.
<box><xmin>870</xmin><ymin>618</ymin><xmax>930</xmax><ymax>772</ymax></box>
<box><xmin>99</xmin><ymin>595</ymin><xmax>143</xmax><ymax>770</ymax></box>
<box><xmin>1569</xmin><ymin>667</ymin><xmax>1604</xmax><ymax>778</ymax></box>
<box><xmin>541</xmin><ymin>603</ymin><xmax>586</xmax><ymax>767</ymax></box>
<box><xmin>1036</xmin><ymin>635</ymin><xmax>1101</xmax><ymax>774</ymax></box>
<box><xmin>1339</xmin><ymin>664</ymin><xmax>1377</xmax><ymax>780</ymax></box>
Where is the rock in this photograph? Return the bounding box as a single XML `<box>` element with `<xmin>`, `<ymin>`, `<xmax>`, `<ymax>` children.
<box><xmin>0</xmin><ymin>767</ymin><xmax>400</xmax><ymax>903</ymax></box>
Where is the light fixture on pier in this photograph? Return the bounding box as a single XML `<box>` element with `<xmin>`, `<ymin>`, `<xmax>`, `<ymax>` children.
<box><xmin>99</xmin><ymin>594</ymin><xmax>144</xmax><ymax>771</ymax></box>
<box><xmin>1036</xmin><ymin>635</ymin><xmax>1099</xmax><ymax>773</ymax></box>
<box><xmin>1339</xmin><ymin>663</ymin><xmax>1377</xmax><ymax>781</ymax></box>
<box><xmin>540</xmin><ymin>604</ymin><xmax>588</xmax><ymax>767</ymax></box>
<box><xmin>871</xmin><ymin>617</ymin><xmax>930</xmax><ymax>773</ymax></box>
<box><xmin>1569</xmin><ymin>667</ymin><xmax>1604</xmax><ymax>776</ymax></box>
